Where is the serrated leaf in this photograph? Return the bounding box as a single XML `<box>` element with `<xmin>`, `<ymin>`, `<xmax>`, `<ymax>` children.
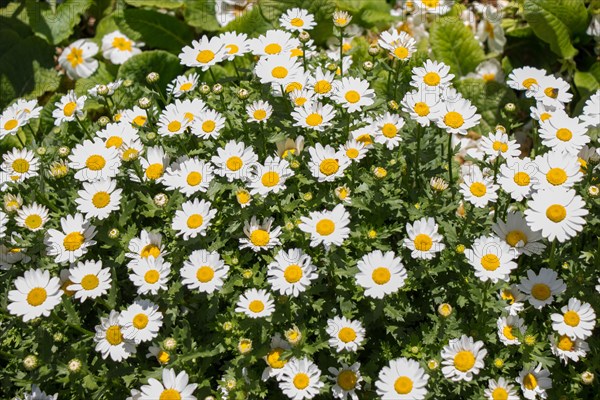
<box><xmin>430</xmin><ymin>16</ymin><xmax>485</xmax><ymax>76</ymax></box>
<box><xmin>24</xmin><ymin>0</ymin><xmax>93</xmax><ymax>45</ymax></box>
<box><xmin>523</xmin><ymin>0</ymin><xmax>588</xmax><ymax>59</ymax></box>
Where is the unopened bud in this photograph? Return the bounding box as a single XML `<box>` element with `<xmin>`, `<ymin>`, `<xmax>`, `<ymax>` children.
<box><xmin>146</xmin><ymin>72</ymin><xmax>160</xmax><ymax>84</ymax></box>
<box><xmin>298</xmin><ymin>31</ymin><xmax>310</xmax><ymax>43</ymax></box>
<box><xmin>212</xmin><ymin>84</ymin><xmax>223</xmax><ymax>94</ymax></box>
<box><xmin>97</xmin><ymin>116</ymin><xmax>110</xmax><ymax>127</ymax></box>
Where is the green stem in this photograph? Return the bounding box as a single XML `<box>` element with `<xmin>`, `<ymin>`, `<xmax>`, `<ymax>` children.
<box><xmin>52</xmin><ymin>313</ymin><xmax>94</xmax><ymax>337</ymax></box>
<box><xmin>15</xmin><ymin>131</ymin><xmax>26</xmax><ymax>147</ymax></box>
<box><xmin>208</xmin><ymin>67</ymin><xmax>218</xmax><ymax>85</ymax></box>
<box><xmin>447</xmin><ymin>132</ymin><xmax>455</xmax><ymax>200</ymax></box>
<box><xmin>339</xmin><ymin>28</ymin><xmax>344</xmax><ymax>77</ymax></box>
<box><xmin>414</xmin><ymin>125</ymin><xmax>421</xmax><ymax>188</ymax></box>
<box><xmin>549</xmin><ymin>240</ymin><xmax>557</xmax><ymax>269</ymax></box>
<box><xmin>232</xmin><ymin>57</ymin><xmax>242</xmax><ymax>81</ymax></box>
<box><xmin>75</xmin><ymin>116</ymin><xmax>92</xmax><ymax>140</ymax></box>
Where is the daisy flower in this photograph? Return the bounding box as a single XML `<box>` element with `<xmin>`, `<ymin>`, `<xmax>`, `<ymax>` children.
<box><xmin>171</xmin><ymin>199</ymin><xmax>217</xmax><ymax>240</ymax></box>
<box><xmin>7</xmin><ymin>269</ymin><xmax>62</xmax><ymax>322</ymax></box>
<box><xmin>179</xmin><ymin>35</ymin><xmax>227</xmax><ymax>70</ymax></box>
<box><xmin>378</xmin><ymin>29</ymin><xmax>417</xmax><ymax>61</ymax></box>
<box><xmin>96</xmin><ymin>121</ymin><xmax>140</xmax><ymax>151</ymax></box>
<box><xmin>0</xmin><ymin>244</ymin><xmax>30</xmax><ymax>270</ymax></box>
<box><xmin>410</xmin><ymin>60</ymin><xmax>454</xmax><ymax>90</ymax></box>
<box><xmin>0</xmin><ymin>107</ymin><xmax>24</xmax><ymax>139</ymax></box>
<box><xmin>492</xmin><ymin>211</ymin><xmax>546</xmax><ymax>256</ymax></box>
<box><xmin>525</xmin><ymin>187</ymin><xmax>588</xmax><ymax>242</ymax></box>
<box><xmin>351</xmin><ymin>125</ymin><xmax>376</xmax><ymax>147</ymax></box>
<box><xmin>533</xmin><ymin>151</ymin><xmax>582</xmax><ymax>191</ymax></box>
<box><xmin>518</xmin><ymin>268</ymin><xmax>566</xmax><ymax>309</ymax></box>
<box><xmin>147</xmin><ymin>343</ymin><xmax>171</xmax><ymax>365</ymax></box>
<box><xmin>298</xmin><ymin>204</ymin><xmax>351</xmax><ymax>248</ymax></box>
<box><xmin>375</xmin><ymin>358</ymin><xmax>429</xmax><ymax>399</ymax></box>
<box><xmin>400</xmin><ymin>89</ymin><xmax>440</xmax><ymax>127</ymax></box>
<box><xmin>355</xmin><ymin>250</ymin><xmax>407</xmax><ymax>299</ymax></box>
<box><xmin>532</xmin><ymin>75</ymin><xmax>573</xmax><ymax>108</ymax></box>
<box><xmin>480</xmin><ymin>130</ymin><xmax>521</xmax><ymax>159</ymax></box>
<box><xmin>267</xmin><ymin>248</ymin><xmax>318</xmax><ymax>297</ymax></box>
<box><xmin>262</xmin><ymin>334</ymin><xmax>291</xmax><ymax>380</ymax></box>
<box><xmin>307</xmin><ymin>143</ymin><xmax>350</xmax><ymax>182</ymax></box>
<box><xmin>18</xmin><ymin>385</ymin><xmax>57</xmax><ymax>400</ymax></box>
<box><xmin>538</xmin><ymin>114</ymin><xmax>590</xmax><ymax>155</ymax></box>
<box><xmin>137</xmin><ymin>368</ymin><xmax>197</xmax><ymax>400</ymax></box>
<box><xmin>246</xmin><ymin>100</ymin><xmax>273</xmax><ymax>123</ymax></box>
<box><xmin>75</xmin><ymin>178</ymin><xmax>122</xmax><ymax>220</ymax></box>
<box><xmin>464</xmin><ymin>235</ymin><xmax>517</xmax><ymax>283</ymax></box>
<box><xmin>163</xmin><ymin>157</ymin><xmax>215</xmax><ymax>196</ymax></box>
<box><xmin>497</xmin><ymin>315</ymin><xmax>526</xmax><ymax>346</ymax></box>
<box><xmin>507</xmin><ymin>66</ymin><xmax>547</xmax><ymax>94</ymax></box>
<box><xmin>309</xmin><ymin>67</ymin><xmax>336</xmax><ymax>98</ymax></box>
<box><xmin>68</xmin><ymin>138</ymin><xmax>121</xmax><ymax>182</ymax></box>
<box><xmin>326</xmin><ymin>316</ymin><xmax>365</xmax><ymax>353</ymax></box>
<box><xmin>329</xmin><ymin>362</ymin><xmax>363</xmax><ymax>400</ymax></box>
<box><xmin>67</xmin><ymin>260</ymin><xmax>112</xmax><ymax>302</ymax></box>
<box><xmin>180</xmin><ymin>249</ymin><xmax>230</xmax><ymax>294</ymax></box>
<box><xmin>467</xmin><ymin>59</ymin><xmax>505</xmax><ymax>83</ymax></box>
<box><xmin>1</xmin><ymin>148</ymin><xmax>39</xmax><ymax>182</ymax></box>
<box><xmin>249</xmin><ymin>29</ymin><xmax>299</xmax><ymax>57</ymax></box>
<box><xmin>333</xmin><ymin>10</ymin><xmax>352</xmax><ymax>27</ymax></box>
<box><xmin>374</xmin><ymin>112</ymin><xmax>406</xmax><ymax>149</ymax></box>
<box><xmin>130</xmin><ymin>256</ymin><xmax>171</xmax><ymax>295</ymax></box>
<box><xmin>255</xmin><ymin>54</ymin><xmax>302</xmax><ymax>87</ymax></box>
<box><xmin>484</xmin><ymin>378</ymin><xmax>519</xmax><ymax>400</ymax></box>
<box><xmin>500</xmin><ymin>285</ymin><xmax>527</xmax><ymax>316</ymax></box>
<box><xmin>52</xmin><ymin>90</ymin><xmax>86</xmax><ymax>125</ymax></box>
<box><xmin>291</xmin><ymin>102</ymin><xmax>336</xmax><ymax>131</ymax></box>
<box><xmin>277</xmin><ymin>136</ymin><xmax>305</xmax><ymax>159</ymax></box>
<box><xmin>289</xmin><ymin>89</ymin><xmax>315</xmax><ymax>108</ymax></box>
<box><xmin>45</xmin><ymin>213</ymin><xmax>97</xmax><ymax>264</ymax></box>
<box><xmin>551</xmin><ymin>298</ymin><xmax>596</xmax><ymax>340</ymax></box>
<box><xmin>120</xmin><ymin>299</ymin><xmax>163</xmax><ymax>344</ymax></box>
<box><xmin>235</xmin><ymin>188</ymin><xmax>252</xmax><ymax>208</ymax></box>
<box><xmin>434</xmin><ymin>98</ymin><xmax>481</xmax><ymax>135</ymax></box>
<box><xmin>403</xmin><ymin>217</ymin><xmax>446</xmax><ymax>260</ymax></box>
<box><xmin>94</xmin><ymin>310</ymin><xmax>136</xmax><ymax>362</ymax></box>
<box><xmin>460</xmin><ymin>166</ymin><xmax>499</xmax><ymax>208</ymax></box>
<box><xmin>157</xmin><ymin>103</ymin><xmax>191</xmax><ymax>137</ymax></box>
<box><xmin>58</xmin><ymin>39</ymin><xmax>98</xmax><ymax>79</ymax></box>
<box><xmin>331</xmin><ymin>77</ymin><xmax>375</xmax><ymax>112</ymax></box>
<box><xmin>139</xmin><ymin>146</ymin><xmax>169</xmax><ymax>183</ymax></box>
<box><xmin>580</xmin><ymin>90</ymin><xmax>599</xmax><ymax>128</ymax></box>
<box><xmin>121</xmin><ymin>106</ymin><xmax>150</xmax><ymax>128</ymax></box>
<box><xmin>249</xmin><ymin>156</ymin><xmax>293</xmax><ymax>196</ymax></box>
<box><xmin>191</xmin><ymin>108</ymin><xmax>225</xmax><ymax>139</ymax></box>
<box><xmin>550</xmin><ymin>334</ymin><xmax>589</xmax><ymax>364</ymax></box>
<box><xmin>497</xmin><ymin>157</ymin><xmax>538</xmax><ymax>201</ymax></box>
<box><xmin>517</xmin><ymin>364</ymin><xmax>552</xmax><ymax>400</ymax></box>
<box><xmin>167</xmin><ymin>72</ymin><xmax>199</xmax><ymax>98</ymax></box>
<box><xmin>441</xmin><ymin>335</ymin><xmax>487</xmax><ymax>382</ymax></box>
<box><xmin>101</xmin><ymin>30</ymin><xmax>143</xmax><ymax>64</ymax></box>
<box><xmin>414</xmin><ymin>0</ymin><xmax>453</xmax><ymax>14</ymax></box>
<box><xmin>280</xmin><ymin>8</ymin><xmax>316</xmax><ymax>32</ymax></box>
<box><xmin>235</xmin><ymin>288</ymin><xmax>275</xmax><ymax>318</ymax></box>
<box><xmin>239</xmin><ymin>216</ymin><xmax>282</xmax><ymax>252</ymax></box>
<box><xmin>211</xmin><ymin>140</ymin><xmax>258</xmax><ymax>181</ymax></box>
<box><xmin>529</xmin><ymin>102</ymin><xmax>565</xmax><ymax>124</ymax></box>
<box><xmin>219</xmin><ymin>31</ymin><xmax>250</xmax><ymax>60</ymax></box>
<box><xmin>279</xmin><ymin>357</ymin><xmax>324</xmax><ymax>400</ymax></box>
<box><xmin>474</xmin><ymin>4</ymin><xmax>506</xmax><ymax>52</ymax></box>
<box><xmin>126</xmin><ymin>229</ymin><xmax>166</xmax><ymax>267</ymax></box>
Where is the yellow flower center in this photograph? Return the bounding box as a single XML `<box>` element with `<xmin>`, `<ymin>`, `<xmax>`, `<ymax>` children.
<box><xmin>453</xmin><ymin>350</ymin><xmax>476</xmax><ymax>372</ymax></box>
<box><xmin>531</xmin><ymin>283</ymin><xmax>551</xmax><ymax>300</ymax></box>
<box><xmin>544</xmin><ymin>87</ymin><xmax>558</xmax><ymax>99</ymax></box>
<box><xmin>469</xmin><ymin>182</ymin><xmax>487</xmax><ymax>197</ymax></box>
<box><xmin>481</xmin><ymin>254</ymin><xmax>500</xmax><ymax>271</ymax></box>
<box><xmin>180</xmin><ymin>82</ymin><xmax>193</xmax><ymax>91</ymax></box>
<box><xmin>306</xmin><ymin>113</ymin><xmax>323</xmax><ymax>126</ymax></box>
<box><xmin>157</xmin><ymin>350</ymin><xmax>170</xmax><ymax>364</ymax></box>
<box><xmin>372</xmin><ymin>267</ymin><xmax>391</xmax><ymax>285</ymax></box>
<box><xmin>187</xmin><ymin>214</ymin><xmax>204</xmax><ymax>229</ymax></box>
<box><xmin>112</xmin><ymin>37</ymin><xmax>132</xmax><ymax>51</ymax></box>
<box><xmin>492</xmin><ymin>141</ymin><xmax>508</xmax><ymax>152</ymax></box>
<box><xmin>133</xmin><ymin>115</ymin><xmax>147</xmax><ymax>126</ymax></box>
<box><xmin>523</xmin><ymin>373</ymin><xmax>538</xmax><ymax>390</ymax></box>
<box><xmin>338</xmin><ymin>327</ymin><xmax>357</xmax><ymax>343</ymax></box>
<box><xmin>237</xmin><ymin>190</ymin><xmax>251</xmax><ymax>204</ymax></box>
<box><xmin>271</xmin><ymin>66</ymin><xmax>289</xmax><ymax>79</ymax></box>
<box><xmin>63</xmin><ymin>101</ymin><xmax>77</xmax><ymax>117</ymax></box>
<box><xmin>224</xmin><ymin>156</ymin><xmax>244</xmax><ymax>172</ymax></box>
<box><xmin>186</xmin><ymin>171</ymin><xmax>202</xmax><ymax>186</ymax></box>
<box><xmin>563</xmin><ymin>310</ymin><xmax>580</xmax><ymax>327</ymax></box>
<box><xmin>546</xmin><ymin>168</ymin><xmax>567</xmax><ymax>186</ymax></box>
<box><xmin>261</xmin><ymin>171</ymin><xmax>280</xmax><ymax>187</ymax></box>
<box><xmin>557</xmin><ymin>335</ymin><xmax>574</xmax><ymax>351</ymax></box>
<box><xmin>423</xmin><ymin>72</ymin><xmax>441</xmax><ymax>86</ymax></box>
<box><xmin>444</xmin><ymin>111</ymin><xmax>464</xmax><ymax>129</ymax></box>
<box><xmin>320</xmin><ymin>158</ymin><xmax>340</xmax><ymax>175</ymax></box>
<box><xmin>394</xmin><ymin>46</ymin><xmax>409</xmax><ymax>59</ymax></box>
<box><xmin>66</xmin><ymin>47</ymin><xmax>83</xmax><ymax>67</ymax></box>
<box><xmin>250</xmin><ymin>229</ymin><xmax>270</xmax><ymax>246</ymax></box>
<box><xmin>414</xmin><ymin>233</ymin><xmax>433</xmax><ymax>251</ymax></box>
<box><xmin>284</xmin><ymin>264</ymin><xmax>303</xmax><ymax>283</ymax></box>
<box><xmin>394</xmin><ymin>376</ymin><xmax>413</xmax><ymax>394</ymax></box>
<box><xmin>92</xmin><ymin>191</ymin><xmax>110</xmax><ymax>208</ymax></box>
<box><xmin>105</xmin><ymin>325</ymin><xmax>123</xmax><ymax>345</ymax></box>
<box><xmin>522</xmin><ymin>78</ymin><xmax>537</xmax><ymax>89</ymax></box>
<box><xmin>225</xmin><ymin>44</ymin><xmax>239</xmax><ymax>54</ymax></box>
<box><xmin>133</xmin><ymin>313</ymin><xmax>149</xmax><ymax>329</ymax></box>
<box><xmin>63</xmin><ymin>232</ymin><xmax>85</xmax><ymax>251</ymax></box>
<box><xmin>267</xmin><ymin>347</ymin><xmax>286</xmax><ymax>368</ymax></box>
<box><xmin>314</xmin><ymin>80</ymin><xmax>331</xmax><ymax>94</ymax></box>
<box><xmin>159</xmin><ymin>389</ymin><xmax>181</xmax><ymax>400</ymax></box>
<box><xmin>483</xmin><ymin>73</ymin><xmax>496</xmax><ymax>82</ymax></box>
<box><xmin>556</xmin><ymin>128</ymin><xmax>572</xmax><ymax>142</ymax></box>
<box><xmin>315</xmin><ymin>219</ymin><xmax>335</xmax><ymax>235</ymax></box>
<box><xmin>4</xmin><ymin>119</ymin><xmax>18</xmax><ymax>131</ymax></box>
<box><xmin>27</xmin><ymin>287</ymin><xmax>47</xmax><ymax>306</ymax></box>
<box><xmin>337</xmin><ymin>370</ymin><xmax>357</xmax><ymax>391</ymax></box>
<box><xmin>344</xmin><ymin>90</ymin><xmax>361</xmax><ymax>103</ymax></box>
<box><xmin>293</xmin><ymin>373</ymin><xmax>310</xmax><ymax>389</ymax></box>
<box><xmin>253</xmin><ymin>109</ymin><xmax>267</xmax><ymax>120</ymax></box>
<box><xmin>382</xmin><ymin>123</ymin><xmax>398</xmax><ymax>138</ymax></box>
<box><xmin>81</xmin><ymin>274</ymin><xmax>99</xmax><ymax>290</ymax></box>
<box><xmin>248</xmin><ymin>300</ymin><xmax>265</xmax><ymax>313</ymax></box>
<box><xmin>513</xmin><ymin>172</ymin><xmax>530</xmax><ymax>186</ymax></box>
<box><xmin>196</xmin><ymin>266</ymin><xmax>214</xmax><ymax>283</ymax></box>
<box><xmin>141</xmin><ymin>244</ymin><xmax>160</xmax><ymax>259</ymax></box>
<box><xmin>86</xmin><ymin>155</ymin><xmax>106</xmax><ymax>171</ymax></box>
<box><xmin>202</xmin><ymin>120</ymin><xmax>215</xmax><ymax>132</ymax></box>
<box><xmin>105</xmin><ymin>136</ymin><xmax>123</xmax><ymax>148</ymax></box>
<box><xmin>492</xmin><ymin>387</ymin><xmax>509</xmax><ymax>400</ymax></box>
<box><xmin>540</xmin><ymin>112</ymin><xmax>551</xmax><ymax>121</ymax></box>
<box><xmin>502</xmin><ymin>325</ymin><xmax>516</xmax><ymax>340</ymax></box>
<box><xmin>265</xmin><ymin>43</ymin><xmax>282</xmax><ymax>55</ymax></box>
<box><xmin>346</xmin><ymin>148</ymin><xmax>359</xmax><ymax>159</ymax></box>
<box><xmin>414</xmin><ymin>102</ymin><xmax>429</xmax><ymax>117</ymax></box>
<box><xmin>196</xmin><ymin>50</ymin><xmax>215</xmax><ymax>64</ymax></box>
<box><xmin>286</xmin><ymin>82</ymin><xmax>303</xmax><ymax>92</ymax></box>
<box><xmin>146</xmin><ymin>163</ymin><xmax>164</xmax><ymax>180</ymax></box>
<box><xmin>12</xmin><ymin>159</ymin><xmax>30</xmax><ymax>174</ymax></box>
<box><xmin>144</xmin><ymin>270</ymin><xmax>160</xmax><ymax>284</ymax></box>
<box><xmin>546</xmin><ymin>204</ymin><xmax>566</xmax><ymax>222</ymax></box>
<box><xmin>501</xmin><ymin>290</ymin><xmax>516</xmax><ymax>304</ymax></box>
<box><xmin>167</xmin><ymin>120</ymin><xmax>181</xmax><ymax>133</ymax></box>
<box><xmin>506</xmin><ymin>230</ymin><xmax>528</xmax><ymax>247</ymax></box>
<box><xmin>290</xmin><ymin>17</ymin><xmax>304</xmax><ymax>27</ymax></box>
<box><xmin>24</xmin><ymin>215</ymin><xmax>43</xmax><ymax>230</ymax></box>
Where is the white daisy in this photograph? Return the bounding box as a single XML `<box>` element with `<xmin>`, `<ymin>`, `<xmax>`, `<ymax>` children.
<box><xmin>249</xmin><ymin>29</ymin><xmax>299</xmax><ymax>57</ymax></box>
<box><xmin>211</xmin><ymin>140</ymin><xmax>258</xmax><ymax>182</ymax></box>
<box><xmin>219</xmin><ymin>31</ymin><xmax>250</xmax><ymax>60</ymax></box>
<box><xmin>0</xmin><ymin>107</ymin><xmax>25</xmax><ymax>139</ymax></box>
<box><xmin>163</xmin><ymin>157</ymin><xmax>215</xmax><ymax>196</ymax></box>
<box><xmin>538</xmin><ymin>114</ymin><xmax>590</xmax><ymax>155</ymax></box>
<box><xmin>551</xmin><ymin>298</ymin><xmax>596</xmax><ymax>340</ymax></box>
<box><xmin>403</xmin><ymin>217</ymin><xmax>446</xmax><ymax>260</ymax></box>
<box><xmin>239</xmin><ymin>216</ymin><xmax>282</xmax><ymax>252</ymax></box>
<box><xmin>280</xmin><ymin>8</ymin><xmax>316</xmax><ymax>32</ymax></box>
<box><xmin>96</xmin><ymin>121</ymin><xmax>140</xmax><ymax>151</ymax></box>
<box><xmin>298</xmin><ymin>204</ymin><xmax>351</xmax><ymax>248</ymax></box>
<box><xmin>517</xmin><ymin>364</ymin><xmax>552</xmax><ymax>400</ymax></box>
<box><xmin>235</xmin><ymin>288</ymin><xmax>275</xmax><ymax>318</ymax></box>
<box><xmin>329</xmin><ymin>362</ymin><xmax>363</xmax><ymax>400</ymax></box>
<box><xmin>410</xmin><ymin>59</ymin><xmax>454</xmax><ymax>91</ymax></box>
<box><xmin>492</xmin><ymin>211</ymin><xmax>546</xmax><ymax>256</ymax></box>
<box><xmin>460</xmin><ymin>166</ymin><xmax>499</xmax><ymax>208</ymax></box>
<box><xmin>126</xmin><ymin>229</ymin><xmax>166</xmax><ymax>267</ymax></box>
<box><xmin>507</xmin><ymin>67</ymin><xmax>547</xmax><ymax>94</ymax></box>
<box><xmin>497</xmin><ymin>157</ymin><xmax>538</xmax><ymax>201</ymax></box>
<box><xmin>58</xmin><ymin>39</ymin><xmax>98</xmax><ymax>79</ymax></box>
<box><xmin>441</xmin><ymin>335</ymin><xmax>487</xmax><ymax>382</ymax></box>
<box><xmin>157</xmin><ymin>102</ymin><xmax>191</xmax><ymax>137</ymax></box>
<box><xmin>179</xmin><ymin>35</ymin><xmax>227</xmax><ymax>70</ymax></box>
<box><xmin>434</xmin><ymin>98</ymin><xmax>481</xmax><ymax>135</ymax></box>
<box><xmin>52</xmin><ymin>90</ymin><xmax>86</xmax><ymax>125</ymax></box>
<box><xmin>331</xmin><ymin>77</ymin><xmax>375</xmax><ymax>112</ymax></box>
<box><xmin>326</xmin><ymin>316</ymin><xmax>365</xmax><ymax>353</ymax></box>
<box><xmin>7</xmin><ymin>269</ymin><xmax>62</xmax><ymax>322</ymax></box>
<box><xmin>373</xmin><ymin>112</ymin><xmax>406</xmax><ymax>149</ymax></box>
<box><xmin>414</xmin><ymin>0</ymin><xmax>453</xmax><ymax>14</ymax></box>
<box><xmin>171</xmin><ymin>199</ymin><xmax>217</xmax><ymax>240</ymax></box>
<box><xmin>180</xmin><ymin>249</ymin><xmax>230</xmax><ymax>294</ymax></box>
<box><xmin>267</xmin><ymin>248</ymin><xmax>318</xmax><ymax>297</ymax></box>
<box><xmin>68</xmin><ymin>138</ymin><xmax>121</xmax><ymax>182</ymax></box>
<box><xmin>400</xmin><ymin>89</ymin><xmax>440</xmax><ymax>127</ymax></box>
<box><xmin>130</xmin><ymin>256</ymin><xmax>171</xmax><ymax>295</ymax></box>
<box><xmin>532</xmin><ymin>75</ymin><xmax>573</xmax><ymax>108</ymax></box>
<box><xmin>464</xmin><ymin>235</ymin><xmax>517</xmax><ymax>283</ymax></box>
<box><xmin>500</xmin><ymin>285</ymin><xmax>527</xmax><ymax>316</ymax></box>
<box><xmin>533</xmin><ymin>151</ymin><xmax>583</xmax><ymax>191</ymax></box>
<box><xmin>120</xmin><ymin>299</ymin><xmax>163</xmax><ymax>344</ymax></box>
<box><xmin>1</xmin><ymin>148</ymin><xmax>39</xmax><ymax>182</ymax></box>
<box><xmin>44</xmin><ymin>213</ymin><xmax>97</xmax><ymax>264</ymax></box>
<box><xmin>277</xmin><ymin>136</ymin><xmax>305</xmax><ymax>159</ymax></box>
<box><xmin>255</xmin><ymin>54</ymin><xmax>302</xmax><ymax>86</ymax></box>
<box><xmin>94</xmin><ymin>310</ymin><xmax>136</xmax><ymax>362</ymax></box>
<box><xmin>67</xmin><ymin>260</ymin><xmax>112</xmax><ymax>302</ymax></box>
<box><xmin>167</xmin><ymin>72</ymin><xmax>199</xmax><ymax>98</ymax></box>
<box><xmin>139</xmin><ymin>146</ymin><xmax>169</xmax><ymax>183</ymax></box>
<box><xmin>580</xmin><ymin>90</ymin><xmax>599</xmax><ymax>128</ymax></box>
<box><xmin>340</xmin><ymin>139</ymin><xmax>367</xmax><ymax>163</ymax></box>
<box><xmin>518</xmin><ymin>268</ymin><xmax>567</xmax><ymax>309</ymax></box>
<box><xmin>249</xmin><ymin>156</ymin><xmax>294</xmax><ymax>196</ymax></box>
<box><xmin>480</xmin><ymin>130</ymin><xmax>521</xmax><ymax>159</ymax></box>
<box><xmin>137</xmin><ymin>368</ymin><xmax>197</xmax><ymax>400</ymax></box>
<box><xmin>191</xmin><ymin>108</ymin><xmax>225</xmax><ymax>139</ymax></box>
<box><xmin>262</xmin><ymin>334</ymin><xmax>291</xmax><ymax>381</ymax></box>
<box><xmin>279</xmin><ymin>357</ymin><xmax>324</xmax><ymax>400</ymax></box>
<box><xmin>497</xmin><ymin>315</ymin><xmax>526</xmax><ymax>346</ymax></box>
<box><xmin>101</xmin><ymin>30</ymin><xmax>143</xmax><ymax>64</ymax></box>
<box><xmin>121</xmin><ymin>106</ymin><xmax>150</xmax><ymax>128</ymax></box>
<box><xmin>75</xmin><ymin>178</ymin><xmax>122</xmax><ymax>220</ymax></box>
<box><xmin>246</xmin><ymin>100</ymin><xmax>273</xmax><ymax>123</ymax></box>
<box><xmin>355</xmin><ymin>250</ymin><xmax>407</xmax><ymax>299</ymax></box>
<box><xmin>550</xmin><ymin>333</ymin><xmax>589</xmax><ymax>364</ymax></box>
<box><xmin>378</xmin><ymin>29</ymin><xmax>417</xmax><ymax>61</ymax></box>
<box><xmin>375</xmin><ymin>358</ymin><xmax>429</xmax><ymax>400</ymax></box>
<box><xmin>484</xmin><ymin>378</ymin><xmax>519</xmax><ymax>400</ymax></box>
<box><xmin>307</xmin><ymin>143</ymin><xmax>350</xmax><ymax>182</ymax></box>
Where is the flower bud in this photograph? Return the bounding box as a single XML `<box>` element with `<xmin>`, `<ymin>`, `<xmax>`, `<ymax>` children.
<box><xmin>153</xmin><ymin>193</ymin><xmax>168</xmax><ymax>207</ymax></box>
<box><xmin>302</xmin><ymin>192</ymin><xmax>313</xmax><ymax>201</ymax></box>
<box><xmin>96</xmin><ymin>84</ymin><xmax>109</xmax><ymax>96</ymax></box>
<box><xmin>67</xmin><ymin>358</ymin><xmax>82</xmax><ymax>373</ymax></box>
<box><xmin>23</xmin><ymin>355</ymin><xmax>38</xmax><ymax>371</ymax></box>
<box><xmin>363</xmin><ymin>61</ymin><xmax>374</xmax><ymax>71</ymax></box>
<box><xmin>146</xmin><ymin>131</ymin><xmax>157</xmax><ymax>141</ymax></box>
<box><xmin>373</xmin><ymin>166</ymin><xmax>387</xmax><ymax>178</ymax></box>
<box><xmin>163</xmin><ymin>337</ymin><xmax>177</xmax><ymax>350</ymax></box>
<box><xmin>237</xmin><ymin>88</ymin><xmax>249</xmax><ymax>100</ymax></box>
<box><xmin>368</xmin><ymin>229</ymin><xmax>377</xmax><ymax>239</ymax></box>
<box><xmin>493</xmin><ymin>358</ymin><xmax>504</xmax><ymax>368</ymax></box>
<box><xmin>146</xmin><ymin>72</ymin><xmax>160</xmax><ymax>84</ymax></box>
<box><xmin>237</xmin><ymin>338</ymin><xmax>252</xmax><ymax>354</ymax></box>
<box><xmin>53</xmin><ymin>332</ymin><xmax>64</xmax><ymax>342</ymax></box>
<box><xmin>58</xmin><ymin>146</ymin><xmax>70</xmax><ymax>157</ymax></box>
<box><xmin>108</xmin><ymin>228</ymin><xmax>120</xmax><ymax>239</ymax></box>
<box><xmin>123</xmin><ymin>79</ymin><xmax>134</xmax><ymax>87</ymax></box>
<box><xmin>298</xmin><ymin>31</ymin><xmax>311</xmax><ymax>43</ymax></box>
<box><xmin>242</xmin><ymin>269</ymin><xmax>253</xmax><ymax>279</ymax></box>
<box><xmin>223</xmin><ymin>321</ymin><xmax>233</xmax><ymax>331</ymax></box>
<box><xmin>588</xmin><ymin>185</ymin><xmax>599</xmax><ymax>197</ymax></box>
<box><xmin>97</xmin><ymin>116</ymin><xmax>110</xmax><ymax>127</ymax></box>
<box><xmin>200</xmin><ymin>84</ymin><xmax>211</xmax><ymax>94</ymax></box>
<box><xmin>212</xmin><ymin>84</ymin><xmax>223</xmax><ymax>94</ymax></box>
<box><xmin>438</xmin><ymin>303</ymin><xmax>452</xmax><ymax>317</ymax></box>
<box><xmin>326</xmin><ymin>63</ymin><xmax>338</xmax><ymax>72</ymax></box>
<box><xmin>387</xmin><ymin>100</ymin><xmax>399</xmax><ymax>111</ymax></box>
<box><xmin>138</xmin><ymin>97</ymin><xmax>152</xmax><ymax>109</ymax></box>
<box><xmin>427</xmin><ymin>359</ymin><xmax>439</xmax><ymax>370</ymax></box>
<box><xmin>582</xmin><ymin>371</ymin><xmax>595</xmax><ymax>385</ymax></box>
<box><xmin>289</xmin><ymin>160</ymin><xmax>300</xmax><ymax>169</ymax></box>
<box><xmin>368</xmin><ymin>44</ymin><xmax>381</xmax><ymax>56</ymax></box>
<box><xmin>504</xmin><ymin>103</ymin><xmax>516</xmax><ymax>113</ymax></box>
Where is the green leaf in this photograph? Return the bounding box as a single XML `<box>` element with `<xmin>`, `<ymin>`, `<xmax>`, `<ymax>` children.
<box><xmin>183</xmin><ymin>0</ymin><xmax>221</xmax><ymax>31</ymax></box>
<box><xmin>523</xmin><ymin>0</ymin><xmax>588</xmax><ymax>59</ymax></box>
<box><xmin>115</xmin><ymin>8</ymin><xmax>195</xmax><ymax>54</ymax></box>
<box><xmin>429</xmin><ymin>16</ymin><xmax>486</xmax><ymax>76</ymax></box>
<box><xmin>24</xmin><ymin>0</ymin><xmax>93</xmax><ymax>44</ymax></box>
<box><xmin>124</xmin><ymin>0</ymin><xmax>184</xmax><ymax>9</ymax></box>
<box><xmin>117</xmin><ymin>50</ymin><xmax>182</xmax><ymax>99</ymax></box>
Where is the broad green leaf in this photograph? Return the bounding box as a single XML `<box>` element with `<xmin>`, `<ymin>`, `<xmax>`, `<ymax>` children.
<box><xmin>430</xmin><ymin>16</ymin><xmax>486</xmax><ymax>76</ymax></box>
<box><xmin>523</xmin><ymin>0</ymin><xmax>588</xmax><ymax>59</ymax></box>
<box><xmin>24</xmin><ymin>0</ymin><xmax>93</xmax><ymax>44</ymax></box>
<box><xmin>124</xmin><ymin>0</ymin><xmax>184</xmax><ymax>9</ymax></box>
<box><xmin>183</xmin><ymin>0</ymin><xmax>221</xmax><ymax>31</ymax></box>
<box><xmin>117</xmin><ymin>50</ymin><xmax>182</xmax><ymax>98</ymax></box>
